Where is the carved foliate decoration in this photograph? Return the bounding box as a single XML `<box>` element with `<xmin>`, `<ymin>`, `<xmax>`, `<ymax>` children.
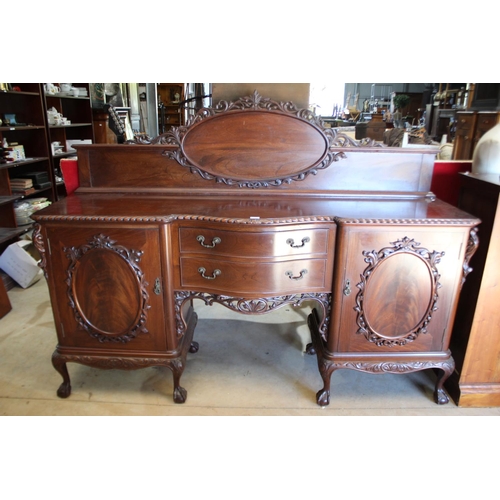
<box><xmin>174</xmin><ymin>290</ymin><xmax>331</xmax><ymax>342</ymax></box>
<box><xmin>64</xmin><ymin>234</ymin><xmax>150</xmax><ymax>343</ymax></box>
<box><xmin>128</xmin><ymin>91</ymin><xmax>383</xmax><ymax>188</ymax></box>
<box><xmin>32</xmin><ymin>223</ymin><xmax>48</xmax><ymax>279</ymax></box>
<box><xmin>461</xmin><ymin>226</ymin><xmax>479</xmax><ymax>288</ymax></box>
<box><xmin>354</xmin><ymin>237</ymin><xmax>444</xmax><ymax>347</ymax></box>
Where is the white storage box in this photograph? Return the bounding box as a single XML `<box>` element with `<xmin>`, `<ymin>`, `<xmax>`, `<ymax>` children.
<box><xmin>0</xmin><ymin>240</ymin><xmax>43</xmax><ymax>288</ymax></box>
<box><xmin>66</xmin><ymin>139</ymin><xmax>92</xmax><ymax>153</ymax></box>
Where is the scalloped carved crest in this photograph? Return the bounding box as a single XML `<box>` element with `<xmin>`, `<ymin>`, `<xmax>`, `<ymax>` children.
<box><xmin>64</xmin><ymin>234</ymin><xmax>150</xmax><ymax>343</ymax></box>
<box><xmin>129</xmin><ymin>91</ymin><xmax>382</xmax><ymax>188</ymax></box>
<box><xmin>354</xmin><ymin>237</ymin><xmax>444</xmax><ymax>347</ymax></box>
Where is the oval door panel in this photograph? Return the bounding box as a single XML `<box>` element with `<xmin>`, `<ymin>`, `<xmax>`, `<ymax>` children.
<box><xmin>363</xmin><ymin>252</ymin><xmax>433</xmax><ymax>339</ymax></box>
<box><xmin>72</xmin><ymin>248</ymin><xmax>142</xmax><ymax>336</ymax></box>
<box><xmin>182</xmin><ymin>111</ymin><xmax>329</xmax><ymax>180</ymax></box>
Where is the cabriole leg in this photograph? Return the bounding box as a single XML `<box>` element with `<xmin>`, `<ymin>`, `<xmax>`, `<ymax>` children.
<box><xmin>434</xmin><ymin>359</ymin><xmax>455</xmax><ymax>405</ymax></box>
<box><xmin>51</xmin><ymin>351</ymin><xmax>71</xmax><ymax>398</ymax></box>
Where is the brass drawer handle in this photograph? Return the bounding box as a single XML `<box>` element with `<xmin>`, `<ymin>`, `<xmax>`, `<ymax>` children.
<box><xmin>198</xmin><ymin>267</ymin><xmax>221</xmax><ymax>280</ymax></box>
<box><xmin>196</xmin><ymin>235</ymin><xmax>221</xmax><ymax>248</ymax></box>
<box><xmin>285</xmin><ymin>269</ymin><xmax>308</xmax><ymax>280</ymax></box>
<box><xmin>286</xmin><ymin>236</ymin><xmax>310</xmax><ymax>248</ymax></box>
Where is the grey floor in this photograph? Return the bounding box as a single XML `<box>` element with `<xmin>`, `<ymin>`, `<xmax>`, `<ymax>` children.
<box><xmin>2</xmin><ymin>277</ymin><xmax>500</xmax><ymax>417</ymax></box>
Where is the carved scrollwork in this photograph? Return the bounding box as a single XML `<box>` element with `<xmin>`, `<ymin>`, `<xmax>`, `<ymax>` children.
<box><xmin>125</xmin><ymin>91</ymin><xmax>386</xmax><ymax>188</ymax></box>
<box><xmin>335</xmin><ymin>359</ymin><xmax>454</xmax><ymax>374</ymax></box>
<box><xmin>32</xmin><ymin>223</ymin><xmax>48</xmax><ymax>279</ymax></box>
<box><xmin>461</xmin><ymin>226</ymin><xmax>479</xmax><ymax>288</ymax></box>
<box><xmin>354</xmin><ymin>237</ymin><xmax>444</xmax><ymax>347</ymax></box>
<box><xmin>160</xmin><ymin>149</ymin><xmax>347</xmax><ymax>189</ymax></box>
<box><xmin>64</xmin><ymin>234</ymin><xmax>150</xmax><ymax>343</ymax></box>
<box><xmin>174</xmin><ymin>290</ymin><xmax>331</xmax><ymax>342</ymax></box>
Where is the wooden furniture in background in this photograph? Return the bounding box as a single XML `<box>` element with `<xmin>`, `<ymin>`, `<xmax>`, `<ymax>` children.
<box><xmin>0</xmin><ymin>84</ymin><xmax>54</xmax><ymax>251</ymax></box>
<box><xmin>157</xmin><ymin>83</ymin><xmax>184</xmax><ymax>133</ymax></box>
<box><xmin>446</xmin><ymin>173</ymin><xmax>500</xmax><ymax>406</ymax></box>
<box><xmin>0</xmin><ymin>278</ymin><xmax>11</xmax><ymax>318</ymax></box>
<box><xmin>42</xmin><ymin>83</ymin><xmax>94</xmax><ymax>199</ymax></box>
<box><xmin>453</xmin><ymin>110</ymin><xmax>500</xmax><ymax>160</ymax></box>
<box><xmin>32</xmin><ymin>92</ymin><xmax>479</xmax><ymax>406</ymax></box>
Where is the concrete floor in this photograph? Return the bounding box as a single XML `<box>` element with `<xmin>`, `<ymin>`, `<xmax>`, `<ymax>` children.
<box><xmin>1</xmin><ymin>278</ymin><xmax>500</xmax><ymax>417</ymax></box>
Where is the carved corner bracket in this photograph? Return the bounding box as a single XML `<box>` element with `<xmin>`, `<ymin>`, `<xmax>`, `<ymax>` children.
<box><xmin>461</xmin><ymin>226</ymin><xmax>479</xmax><ymax>288</ymax></box>
<box><xmin>32</xmin><ymin>223</ymin><xmax>48</xmax><ymax>279</ymax></box>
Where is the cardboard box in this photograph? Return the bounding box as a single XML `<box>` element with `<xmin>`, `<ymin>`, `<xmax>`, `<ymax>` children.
<box><xmin>66</xmin><ymin>139</ymin><xmax>92</xmax><ymax>153</ymax></box>
<box><xmin>0</xmin><ymin>240</ymin><xmax>42</xmax><ymax>288</ymax></box>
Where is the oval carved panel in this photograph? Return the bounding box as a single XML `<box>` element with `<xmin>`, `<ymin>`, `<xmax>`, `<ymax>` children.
<box><xmin>154</xmin><ymin>91</ymin><xmax>350</xmax><ymax>188</ymax></box>
<box><xmin>363</xmin><ymin>253</ymin><xmax>433</xmax><ymax>338</ymax></box>
<box><xmin>64</xmin><ymin>234</ymin><xmax>149</xmax><ymax>343</ymax></box>
<box><xmin>182</xmin><ymin>112</ymin><xmax>328</xmax><ymax>181</ymax></box>
<box><xmin>72</xmin><ymin>248</ymin><xmax>142</xmax><ymax>336</ymax></box>
<box><xmin>354</xmin><ymin>237</ymin><xmax>444</xmax><ymax>347</ymax></box>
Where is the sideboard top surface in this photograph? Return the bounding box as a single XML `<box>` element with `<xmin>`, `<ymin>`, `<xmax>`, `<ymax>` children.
<box><xmin>32</xmin><ymin>193</ymin><xmax>479</xmax><ymax>226</ymax></box>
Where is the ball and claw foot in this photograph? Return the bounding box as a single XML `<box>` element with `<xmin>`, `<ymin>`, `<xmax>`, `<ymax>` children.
<box><xmin>57</xmin><ymin>382</ymin><xmax>71</xmax><ymax>398</ymax></box>
<box><xmin>189</xmin><ymin>341</ymin><xmax>199</xmax><ymax>353</ymax></box>
<box><xmin>173</xmin><ymin>386</ymin><xmax>187</xmax><ymax>403</ymax></box>
<box><xmin>434</xmin><ymin>388</ymin><xmax>450</xmax><ymax>405</ymax></box>
<box><xmin>305</xmin><ymin>342</ymin><xmax>316</xmax><ymax>355</ymax></box>
<box><xmin>316</xmin><ymin>388</ymin><xmax>330</xmax><ymax>407</ymax></box>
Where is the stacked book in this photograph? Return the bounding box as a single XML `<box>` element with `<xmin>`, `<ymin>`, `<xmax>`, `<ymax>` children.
<box><xmin>10</xmin><ymin>172</ymin><xmax>52</xmax><ymax>194</ymax></box>
<box><xmin>10</xmin><ymin>178</ymin><xmax>35</xmax><ymax>196</ymax></box>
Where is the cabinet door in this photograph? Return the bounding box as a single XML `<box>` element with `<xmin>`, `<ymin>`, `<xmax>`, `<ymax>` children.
<box><xmin>44</xmin><ymin>225</ymin><xmax>166</xmax><ymax>352</ymax></box>
<box><xmin>330</xmin><ymin>225</ymin><xmax>470</xmax><ymax>353</ymax></box>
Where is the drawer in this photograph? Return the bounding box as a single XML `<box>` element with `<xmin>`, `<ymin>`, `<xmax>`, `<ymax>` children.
<box><xmin>476</xmin><ymin>112</ymin><xmax>500</xmax><ymax>133</ymax></box>
<box><xmin>455</xmin><ymin>113</ymin><xmax>476</xmax><ymax>131</ymax></box>
<box><xmin>179</xmin><ymin>226</ymin><xmax>329</xmax><ymax>258</ymax></box>
<box><xmin>179</xmin><ymin>257</ymin><xmax>330</xmax><ymax>295</ymax></box>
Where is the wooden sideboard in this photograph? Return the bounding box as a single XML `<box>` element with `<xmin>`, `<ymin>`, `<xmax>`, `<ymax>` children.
<box><xmin>32</xmin><ymin>92</ymin><xmax>480</xmax><ymax>406</ymax></box>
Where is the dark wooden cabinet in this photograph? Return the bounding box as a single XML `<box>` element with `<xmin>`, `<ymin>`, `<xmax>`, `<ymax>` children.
<box><xmin>452</xmin><ymin>111</ymin><xmax>477</xmax><ymax>160</ymax></box>
<box><xmin>32</xmin><ymin>91</ymin><xmax>479</xmax><ymax>406</ymax></box>
<box><xmin>445</xmin><ymin>173</ymin><xmax>500</xmax><ymax>406</ymax></box>
<box><xmin>453</xmin><ymin>110</ymin><xmax>500</xmax><ymax>160</ymax></box>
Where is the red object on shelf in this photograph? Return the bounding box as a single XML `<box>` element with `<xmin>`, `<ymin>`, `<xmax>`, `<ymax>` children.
<box><xmin>60</xmin><ymin>158</ymin><xmax>79</xmax><ymax>195</ymax></box>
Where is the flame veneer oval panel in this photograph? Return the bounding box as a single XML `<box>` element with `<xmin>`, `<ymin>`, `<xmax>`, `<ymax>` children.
<box><xmin>363</xmin><ymin>252</ymin><xmax>433</xmax><ymax>339</ymax></box>
<box><xmin>72</xmin><ymin>248</ymin><xmax>142</xmax><ymax>336</ymax></box>
<box><xmin>182</xmin><ymin>111</ymin><xmax>328</xmax><ymax>180</ymax></box>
